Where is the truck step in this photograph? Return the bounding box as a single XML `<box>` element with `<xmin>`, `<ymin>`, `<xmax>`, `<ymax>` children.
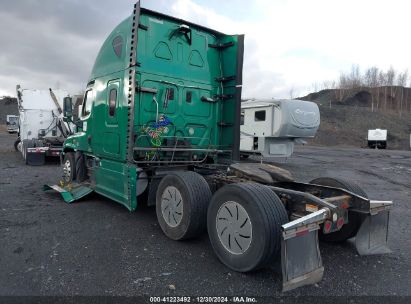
<box><xmin>43</xmin><ymin>183</ymin><xmax>93</xmax><ymax>203</ymax></box>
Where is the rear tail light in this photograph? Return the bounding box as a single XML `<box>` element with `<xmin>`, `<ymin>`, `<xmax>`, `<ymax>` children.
<box><xmin>337</xmin><ymin>217</ymin><xmax>345</xmax><ymax>229</ymax></box>
<box><xmin>324</xmin><ymin>220</ymin><xmax>332</xmax><ymax>233</ymax></box>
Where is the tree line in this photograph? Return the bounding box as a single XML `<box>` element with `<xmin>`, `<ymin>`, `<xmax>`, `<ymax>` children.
<box><xmin>312</xmin><ymin>65</ymin><xmax>411</xmax><ymax>114</ymax></box>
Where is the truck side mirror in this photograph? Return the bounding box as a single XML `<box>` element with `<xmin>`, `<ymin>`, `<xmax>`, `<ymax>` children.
<box><xmin>63</xmin><ymin>97</ymin><xmax>73</xmax><ymax>118</ymax></box>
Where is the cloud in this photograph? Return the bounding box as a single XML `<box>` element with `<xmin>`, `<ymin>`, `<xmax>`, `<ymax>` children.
<box><xmin>1</xmin><ymin>0</ymin><xmax>411</xmax><ymax>99</ymax></box>
<box><xmin>0</xmin><ymin>0</ymin><xmax>132</xmax><ymax>96</ymax></box>
<box><xmin>171</xmin><ymin>0</ymin><xmax>411</xmax><ymax>97</ymax></box>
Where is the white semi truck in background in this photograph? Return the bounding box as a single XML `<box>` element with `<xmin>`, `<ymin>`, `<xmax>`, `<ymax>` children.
<box><xmin>6</xmin><ymin>115</ymin><xmax>19</xmax><ymax>133</ymax></box>
<box><xmin>240</xmin><ymin>99</ymin><xmax>320</xmax><ymax>158</ymax></box>
<box><xmin>367</xmin><ymin>129</ymin><xmax>387</xmax><ymax>149</ymax></box>
<box><xmin>15</xmin><ymin>85</ymin><xmax>75</xmax><ymax>165</ymax></box>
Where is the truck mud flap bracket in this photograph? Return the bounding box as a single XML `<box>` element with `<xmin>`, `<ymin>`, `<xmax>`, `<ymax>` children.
<box><xmin>43</xmin><ymin>183</ymin><xmax>93</xmax><ymax>203</ymax></box>
<box><xmin>281</xmin><ymin>209</ymin><xmax>328</xmax><ymax>292</ymax></box>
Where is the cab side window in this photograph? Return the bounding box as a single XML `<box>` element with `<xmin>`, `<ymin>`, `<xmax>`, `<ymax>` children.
<box><xmin>109</xmin><ymin>88</ymin><xmax>117</xmax><ymax>116</ymax></box>
<box><xmin>82</xmin><ymin>90</ymin><xmax>93</xmax><ymax>117</ymax></box>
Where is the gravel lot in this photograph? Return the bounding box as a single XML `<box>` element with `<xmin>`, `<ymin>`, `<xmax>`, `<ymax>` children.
<box><xmin>0</xmin><ymin>130</ymin><xmax>410</xmax><ymax>297</ymax></box>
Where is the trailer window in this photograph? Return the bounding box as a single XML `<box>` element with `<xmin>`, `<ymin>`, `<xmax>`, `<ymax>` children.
<box><xmin>82</xmin><ymin>90</ymin><xmax>93</xmax><ymax>117</ymax></box>
<box><xmin>254</xmin><ymin>110</ymin><xmax>266</xmax><ymax>121</ymax></box>
<box><xmin>240</xmin><ymin>111</ymin><xmax>245</xmax><ymax>125</ymax></box>
<box><xmin>109</xmin><ymin>89</ymin><xmax>117</xmax><ymax>116</ymax></box>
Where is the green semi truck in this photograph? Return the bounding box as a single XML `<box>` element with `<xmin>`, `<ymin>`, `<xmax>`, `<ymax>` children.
<box><xmin>46</xmin><ymin>2</ymin><xmax>393</xmax><ymax>291</ymax></box>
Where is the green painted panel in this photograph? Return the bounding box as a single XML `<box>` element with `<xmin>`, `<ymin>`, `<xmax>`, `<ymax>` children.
<box><xmin>102</xmin><ymin>132</ymin><xmax>120</xmax><ymax>155</ymax></box>
<box><xmin>182</xmin><ymin>88</ymin><xmax>211</xmax><ymax>118</ymax></box>
<box><xmin>94</xmin><ymin>159</ymin><xmax>137</xmax><ymax>211</ymax></box>
<box><xmin>89</xmin><ymin>18</ymin><xmax>130</xmax><ymax>81</ymax></box>
<box><xmin>154</xmin><ymin>42</ymin><xmax>173</xmax><ymax>60</ymax></box>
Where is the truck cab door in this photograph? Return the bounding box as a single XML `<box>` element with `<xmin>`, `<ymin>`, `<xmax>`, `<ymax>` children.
<box><xmin>91</xmin><ymin>79</ymin><xmax>122</xmax><ymax>159</ymax></box>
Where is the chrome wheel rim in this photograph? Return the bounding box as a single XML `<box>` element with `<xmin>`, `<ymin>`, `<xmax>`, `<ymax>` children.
<box><xmin>216</xmin><ymin>201</ymin><xmax>252</xmax><ymax>255</ymax></box>
<box><xmin>63</xmin><ymin>159</ymin><xmax>71</xmax><ymax>181</ymax></box>
<box><xmin>161</xmin><ymin>186</ymin><xmax>183</xmax><ymax>228</ymax></box>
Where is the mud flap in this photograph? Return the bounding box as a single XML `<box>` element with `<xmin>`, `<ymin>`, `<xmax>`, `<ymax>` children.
<box><xmin>355</xmin><ymin>211</ymin><xmax>391</xmax><ymax>255</ymax></box>
<box><xmin>26</xmin><ymin>151</ymin><xmax>46</xmax><ymax>166</ymax></box>
<box><xmin>43</xmin><ymin>183</ymin><xmax>93</xmax><ymax>203</ymax></box>
<box><xmin>281</xmin><ymin>209</ymin><xmax>328</xmax><ymax>292</ymax></box>
<box><xmin>282</xmin><ymin>229</ymin><xmax>324</xmax><ymax>291</ymax></box>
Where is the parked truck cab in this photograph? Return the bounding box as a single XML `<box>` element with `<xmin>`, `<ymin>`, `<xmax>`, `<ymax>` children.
<box><xmin>62</xmin><ymin>4</ymin><xmax>243</xmax><ymax>210</ymax></box>
<box><xmin>49</xmin><ymin>2</ymin><xmax>393</xmax><ymax>292</ymax></box>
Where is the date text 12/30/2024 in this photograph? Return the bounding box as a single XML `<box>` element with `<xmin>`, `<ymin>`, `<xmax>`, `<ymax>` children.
<box><xmin>149</xmin><ymin>296</ymin><xmax>257</xmax><ymax>303</ymax></box>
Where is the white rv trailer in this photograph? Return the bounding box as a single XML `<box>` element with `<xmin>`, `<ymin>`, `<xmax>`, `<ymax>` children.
<box><xmin>240</xmin><ymin>99</ymin><xmax>320</xmax><ymax>158</ymax></box>
<box><xmin>367</xmin><ymin>129</ymin><xmax>387</xmax><ymax>149</ymax></box>
<box><xmin>16</xmin><ymin>85</ymin><xmax>74</xmax><ymax>165</ymax></box>
<box><xmin>6</xmin><ymin>115</ymin><xmax>19</xmax><ymax>133</ymax></box>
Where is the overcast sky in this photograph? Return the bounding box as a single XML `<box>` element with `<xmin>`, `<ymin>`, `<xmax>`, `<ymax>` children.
<box><xmin>1</xmin><ymin>0</ymin><xmax>411</xmax><ymax>99</ymax></box>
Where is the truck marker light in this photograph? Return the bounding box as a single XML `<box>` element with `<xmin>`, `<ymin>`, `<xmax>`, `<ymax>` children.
<box><xmin>337</xmin><ymin>217</ymin><xmax>344</xmax><ymax>229</ymax></box>
<box><xmin>341</xmin><ymin>201</ymin><xmax>349</xmax><ymax>209</ymax></box>
<box><xmin>305</xmin><ymin>204</ymin><xmax>318</xmax><ymax>212</ymax></box>
<box><xmin>324</xmin><ymin>220</ymin><xmax>332</xmax><ymax>233</ymax></box>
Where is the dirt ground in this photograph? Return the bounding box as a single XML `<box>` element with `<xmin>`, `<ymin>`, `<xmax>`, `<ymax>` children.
<box><xmin>308</xmin><ymin>104</ymin><xmax>411</xmax><ymax>150</ymax></box>
<box><xmin>0</xmin><ymin>130</ymin><xmax>410</xmax><ymax>297</ymax></box>
<box><xmin>300</xmin><ymin>89</ymin><xmax>411</xmax><ymax>150</ymax></box>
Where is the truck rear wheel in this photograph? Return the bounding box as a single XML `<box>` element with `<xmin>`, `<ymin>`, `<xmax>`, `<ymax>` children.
<box><xmin>207</xmin><ymin>183</ymin><xmax>288</xmax><ymax>272</ymax></box>
<box><xmin>14</xmin><ymin>138</ymin><xmax>20</xmax><ymax>152</ymax></box>
<box><xmin>22</xmin><ymin>139</ymin><xmax>29</xmax><ymax>162</ymax></box>
<box><xmin>22</xmin><ymin>139</ymin><xmax>35</xmax><ymax>165</ymax></box>
<box><xmin>310</xmin><ymin>177</ymin><xmax>367</xmax><ymax>242</ymax></box>
<box><xmin>62</xmin><ymin>152</ymin><xmax>76</xmax><ymax>183</ymax></box>
<box><xmin>240</xmin><ymin>153</ymin><xmax>250</xmax><ymax>159</ymax></box>
<box><xmin>156</xmin><ymin>171</ymin><xmax>211</xmax><ymax>240</ymax></box>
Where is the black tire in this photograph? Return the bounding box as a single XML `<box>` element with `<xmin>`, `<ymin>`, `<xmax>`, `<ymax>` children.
<box><xmin>147</xmin><ymin>177</ymin><xmax>163</xmax><ymax>207</ymax></box>
<box><xmin>14</xmin><ymin>138</ymin><xmax>20</xmax><ymax>152</ymax></box>
<box><xmin>207</xmin><ymin>183</ymin><xmax>288</xmax><ymax>272</ymax></box>
<box><xmin>75</xmin><ymin>151</ymin><xmax>87</xmax><ymax>182</ymax></box>
<box><xmin>156</xmin><ymin>171</ymin><xmax>212</xmax><ymax>240</ymax></box>
<box><xmin>23</xmin><ymin>140</ymin><xmax>34</xmax><ymax>165</ymax></box>
<box><xmin>21</xmin><ymin>139</ymin><xmax>27</xmax><ymax>161</ymax></box>
<box><xmin>240</xmin><ymin>153</ymin><xmax>250</xmax><ymax>159</ymax></box>
<box><xmin>310</xmin><ymin>177</ymin><xmax>367</xmax><ymax>242</ymax></box>
<box><xmin>62</xmin><ymin>152</ymin><xmax>76</xmax><ymax>183</ymax></box>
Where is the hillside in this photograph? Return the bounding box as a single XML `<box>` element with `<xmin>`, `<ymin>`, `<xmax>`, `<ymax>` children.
<box><xmin>300</xmin><ymin>88</ymin><xmax>411</xmax><ymax>150</ymax></box>
<box><xmin>0</xmin><ymin>97</ymin><xmax>18</xmax><ymax>124</ymax></box>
